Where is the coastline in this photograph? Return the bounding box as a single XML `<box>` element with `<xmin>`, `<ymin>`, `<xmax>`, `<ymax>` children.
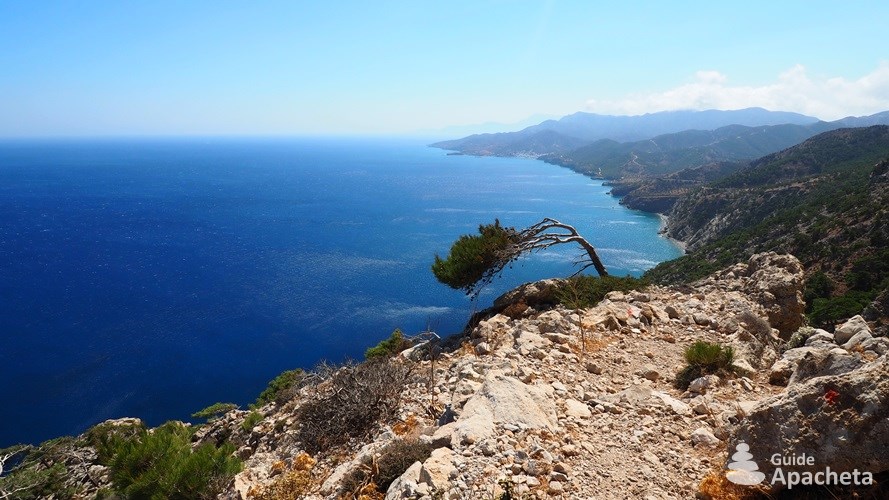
<box><xmin>656</xmin><ymin>213</ymin><xmax>687</xmax><ymax>253</ymax></box>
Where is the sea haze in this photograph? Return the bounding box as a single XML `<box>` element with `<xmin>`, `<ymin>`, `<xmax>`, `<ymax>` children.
<box><xmin>0</xmin><ymin>137</ymin><xmax>682</xmax><ymax>447</ymax></box>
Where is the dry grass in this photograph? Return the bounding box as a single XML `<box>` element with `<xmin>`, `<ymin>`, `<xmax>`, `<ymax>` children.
<box><xmin>252</xmin><ymin>453</ymin><xmax>317</xmax><ymax>500</ymax></box>
<box><xmin>571</xmin><ymin>325</ymin><xmax>615</xmax><ymax>357</ymax></box>
<box><xmin>392</xmin><ymin>414</ymin><xmax>420</xmax><ymax>437</ymax></box>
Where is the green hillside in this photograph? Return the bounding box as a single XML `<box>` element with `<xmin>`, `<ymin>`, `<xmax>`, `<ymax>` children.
<box><xmin>645</xmin><ymin>126</ymin><xmax>889</xmax><ymax>328</ymax></box>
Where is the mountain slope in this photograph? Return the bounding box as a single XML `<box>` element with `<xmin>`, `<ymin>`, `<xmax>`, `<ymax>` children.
<box><xmin>646</xmin><ymin>126</ymin><xmax>889</xmax><ymax>327</ymax></box>
<box><xmin>541</xmin><ymin>122</ymin><xmax>835</xmax><ymax>179</ymax></box>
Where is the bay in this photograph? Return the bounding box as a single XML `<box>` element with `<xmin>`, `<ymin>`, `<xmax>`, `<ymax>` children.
<box><xmin>0</xmin><ymin>137</ymin><xmax>681</xmax><ymax>447</ymax></box>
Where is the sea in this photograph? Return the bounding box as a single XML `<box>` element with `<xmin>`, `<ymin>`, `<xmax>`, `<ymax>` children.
<box><xmin>0</xmin><ymin>137</ymin><xmax>682</xmax><ymax>447</ymax></box>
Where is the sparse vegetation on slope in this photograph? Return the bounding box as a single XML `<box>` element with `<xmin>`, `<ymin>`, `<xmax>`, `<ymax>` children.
<box><xmin>647</xmin><ymin>127</ymin><xmax>889</xmax><ymax>328</ymax></box>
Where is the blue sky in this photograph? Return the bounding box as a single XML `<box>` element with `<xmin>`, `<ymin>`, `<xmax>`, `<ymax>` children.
<box><xmin>2</xmin><ymin>1</ymin><xmax>888</xmax><ymax>136</ymax></box>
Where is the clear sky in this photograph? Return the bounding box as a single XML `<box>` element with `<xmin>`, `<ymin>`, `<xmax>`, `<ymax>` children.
<box><xmin>2</xmin><ymin>1</ymin><xmax>888</xmax><ymax>137</ymax></box>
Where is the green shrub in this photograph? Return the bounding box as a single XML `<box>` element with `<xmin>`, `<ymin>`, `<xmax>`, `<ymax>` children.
<box><xmin>108</xmin><ymin>421</ymin><xmax>241</xmax><ymax>500</ymax></box>
<box><xmin>675</xmin><ymin>341</ymin><xmax>735</xmax><ymax>390</ymax></box>
<box><xmin>554</xmin><ymin>275</ymin><xmax>647</xmax><ymax>309</ymax></box>
<box><xmin>431</xmin><ymin>220</ymin><xmax>519</xmax><ymax>295</ymax></box>
<box><xmin>808</xmin><ymin>295</ymin><xmax>869</xmax><ymax>329</ymax></box>
<box><xmin>192</xmin><ymin>402</ymin><xmax>238</xmax><ymax>421</ymax></box>
<box><xmin>803</xmin><ymin>271</ymin><xmax>834</xmax><ymax>307</ymax></box>
<box><xmin>784</xmin><ymin>326</ymin><xmax>816</xmax><ymax>352</ymax></box>
<box><xmin>0</xmin><ymin>459</ymin><xmax>70</xmax><ymax>500</ymax></box>
<box><xmin>241</xmin><ymin>411</ymin><xmax>263</xmax><ymax>432</ymax></box>
<box><xmin>85</xmin><ymin>420</ymin><xmax>147</xmax><ymax>464</ymax></box>
<box><xmin>365</xmin><ymin>328</ymin><xmax>412</xmax><ymax>360</ymax></box>
<box><xmin>254</xmin><ymin>369</ymin><xmax>305</xmax><ymax>407</ymax></box>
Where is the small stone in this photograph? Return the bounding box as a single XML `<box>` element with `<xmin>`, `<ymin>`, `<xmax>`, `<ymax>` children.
<box><xmin>523</xmin><ymin>459</ymin><xmax>549</xmax><ymax>476</ymax></box>
<box><xmin>665</xmin><ymin>305</ymin><xmax>681</xmax><ymax>319</ymax></box>
<box><xmin>548</xmin><ymin>480</ymin><xmax>564</xmax><ymax>495</ymax></box>
<box><xmin>688</xmin><ymin>375</ymin><xmax>719</xmax><ymax>394</ymax></box>
<box><xmin>550</xmin><ymin>471</ymin><xmax>569</xmax><ymax>482</ymax></box>
<box><xmin>585</xmin><ymin>362</ymin><xmax>603</xmax><ymax>375</ymax></box>
<box><xmin>559</xmin><ymin>444</ymin><xmax>578</xmax><ymax>457</ymax></box>
<box><xmin>564</xmin><ymin>399</ymin><xmax>592</xmax><ymax>418</ymax></box>
<box><xmin>475</xmin><ymin>342</ymin><xmax>492</xmax><ymax>355</ymax></box>
<box><xmin>690</xmin><ymin>427</ymin><xmax>721</xmax><ymax>447</ymax></box>
<box><xmin>642</xmin><ymin>451</ymin><xmax>661</xmax><ymax>465</ymax></box>
<box><xmin>731</xmin><ymin>359</ymin><xmax>755</xmax><ymax>375</ymax></box>
<box><xmin>640</xmin><ymin>364</ymin><xmax>660</xmax><ymax>382</ymax></box>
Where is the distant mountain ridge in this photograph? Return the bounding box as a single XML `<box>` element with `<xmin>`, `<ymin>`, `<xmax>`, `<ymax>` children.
<box><xmin>431</xmin><ymin>108</ymin><xmax>820</xmax><ymax>156</ymax></box>
<box><xmin>431</xmin><ymin>109</ymin><xmax>889</xmax><ymax>185</ymax></box>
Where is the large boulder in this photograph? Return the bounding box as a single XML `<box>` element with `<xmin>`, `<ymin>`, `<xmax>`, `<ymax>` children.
<box><xmin>744</xmin><ymin>253</ymin><xmax>806</xmax><ymax>338</ymax></box>
<box><xmin>456</xmin><ymin>374</ymin><xmax>557</xmax><ymax>441</ymax></box>
<box><xmin>732</xmin><ymin>354</ymin><xmax>889</xmax><ymax>491</ymax></box>
<box><xmin>493</xmin><ymin>278</ymin><xmax>565</xmax><ymax>310</ymax></box>
<box><xmin>787</xmin><ymin>348</ymin><xmax>864</xmax><ymax>386</ymax></box>
<box><xmin>834</xmin><ymin>315</ymin><xmax>872</xmax><ymax>344</ymax></box>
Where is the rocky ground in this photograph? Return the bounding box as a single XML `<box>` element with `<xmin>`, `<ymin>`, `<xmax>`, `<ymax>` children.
<box><xmin>12</xmin><ymin>252</ymin><xmax>887</xmax><ymax>499</ymax></box>
<box><xmin>214</xmin><ymin>252</ymin><xmax>887</xmax><ymax>499</ymax></box>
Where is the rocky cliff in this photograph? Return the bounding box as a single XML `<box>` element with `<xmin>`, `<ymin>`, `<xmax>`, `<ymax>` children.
<box><xmin>9</xmin><ymin>253</ymin><xmax>887</xmax><ymax>499</ymax></box>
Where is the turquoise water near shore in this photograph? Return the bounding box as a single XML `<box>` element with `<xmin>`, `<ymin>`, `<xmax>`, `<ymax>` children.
<box><xmin>0</xmin><ymin>137</ymin><xmax>682</xmax><ymax>447</ymax></box>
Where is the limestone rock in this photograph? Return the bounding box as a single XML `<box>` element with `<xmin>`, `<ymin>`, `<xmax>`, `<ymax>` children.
<box><xmin>744</xmin><ymin>252</ymin><xmax>806</xmax><ymax>337</ymax></box>
<box><xmin>690</xmin><ymin>427</ymin><xmax>721</xmax><ymax>447</ymax></box>
<box><xmin>456</xmin><ymin>374</ymin><xmax>557</xmax><ymax>445</ymax></box>
<box><xmin>805</xmin><ymin>330</ymin><xmax>834</xmax><ymax>346</ymax></box>
<box><xmin>842</xmin><ymin>330</ymin><xmax>873</xmax><ymax>351</ymax></box>
<box><xmin>769</xmin><ymin>346</ymin><xmax>817</xmax><ymax>386</ymax></box>
<box><xmin>733</xmin><ymin>355</ymin><xmax>889</xmax><ymax>490</ymax></box>
<box><xmin>834</xmin><ymin>315</ymin><xmax>872</xmax><ymax>344</ymax></box>
<box><xmin>640</xmin><ymin>364</ymin><xmax>661</xmax><ymax>381</ymax></box>
<box><xmin>494</xmin><ymin>278</ymin><xmax>565</xmax><ymax>310</ymax></box>
<box><xmin>385</xmin><ymin>461</ymin><xmax>423</xmax><ymax>500</ymax></box>
<box><xmin>564</xmin><ymin>399</ymin><xmax>592</xmax><ymax>418</ymax></box>
<box><xmin>419</xmin><ymin>447</ymin><xmax>458</xmax><ymax>492</ymax></box>
<box><xmin>688</xmin><ymin>375</ymin><xmax>719</xmax><ymax>394</ymax></box>
<box><xmin>787</xmin><ymin>348</ymin><xmax>864</xmax><ymax>386</ymax></box>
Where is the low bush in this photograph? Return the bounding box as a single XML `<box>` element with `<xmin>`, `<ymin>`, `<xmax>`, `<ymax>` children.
<box><xmin>0</xmin><ymin>444</ymin><xmax>72</xmax><ymax>500</ymax></box>
<box><xmin>340</xmin><ymin>438</ymin><xmax>432</xmax><ymax>497</ymax></box>
<box><xmin>241</xmin><ymin>411</ymin><xmax>263</xmax><ymax>432</ymax></box>
<box><xmin>192</xmin><ymin>402</ymin><xmax>238</xmax><ymax>421</ymax></box>
<box><xmin>296</xmin><ymin>359</ymin><xmax>412</xmax><ymax>454</ymax></box>
<box><xmin>675</xmin><ymin>341</ymin><xmax>735</xmax><ymax>390</ymax></box>
<box><xmin>85</xmin><ymin>420</ymin><xmax>147</xmax><ymax>464</ymax></box>
<box><xmin>365</xmin><ymin>328</ymin><xmax>412</xmax><ymax>360</ymax></box>
<box><xmin>808</xmin><ymin>294</ymin><xmax>870</xmax><ymax>329</ymax></box>
<box><xmin>108</xmin><ymin>421</ymin><xmax>241</xmax><ymax>499</ymax></box>
<box><xmin>254</xmin><ymin>369</ymin><xmax>306</xmax><ymax>407</ymax></box>
<box><xmin>554</xmin><ymin>275</ymin><xmax>647</xmax><ymax>309</ymax></box>
<box><xmin>784</xmin><ymin>326</ymin><xmax>816</xmax><ymax>352</ymax></box>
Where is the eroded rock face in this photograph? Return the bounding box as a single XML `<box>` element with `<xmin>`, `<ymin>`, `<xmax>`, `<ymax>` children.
<box><xmin>732</xmin><ymin>354</ymin><xmax>889</xmax><ymax>491</ymax></box>
<box><xmin>743</xmin><ymin>252</ymin><xmax>806</xmax><ymax>338</ymax></box>
<box><xmin>493</xmin><ymin>278</ymin><xmax>565</xmax><ymax>310</ymax></box>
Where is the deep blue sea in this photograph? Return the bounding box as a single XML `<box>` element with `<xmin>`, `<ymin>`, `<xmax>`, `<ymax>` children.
<box><xmin>0</xmin><ymin>137</ymin><xmax>682</xmax><ymax>447</ymax></box>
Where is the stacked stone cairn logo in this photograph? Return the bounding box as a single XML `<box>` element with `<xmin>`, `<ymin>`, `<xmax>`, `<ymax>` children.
<box><xmin>726</xmin><ymin>442</ymin><xmax>766</xmax><ymax>485</ymax></box>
